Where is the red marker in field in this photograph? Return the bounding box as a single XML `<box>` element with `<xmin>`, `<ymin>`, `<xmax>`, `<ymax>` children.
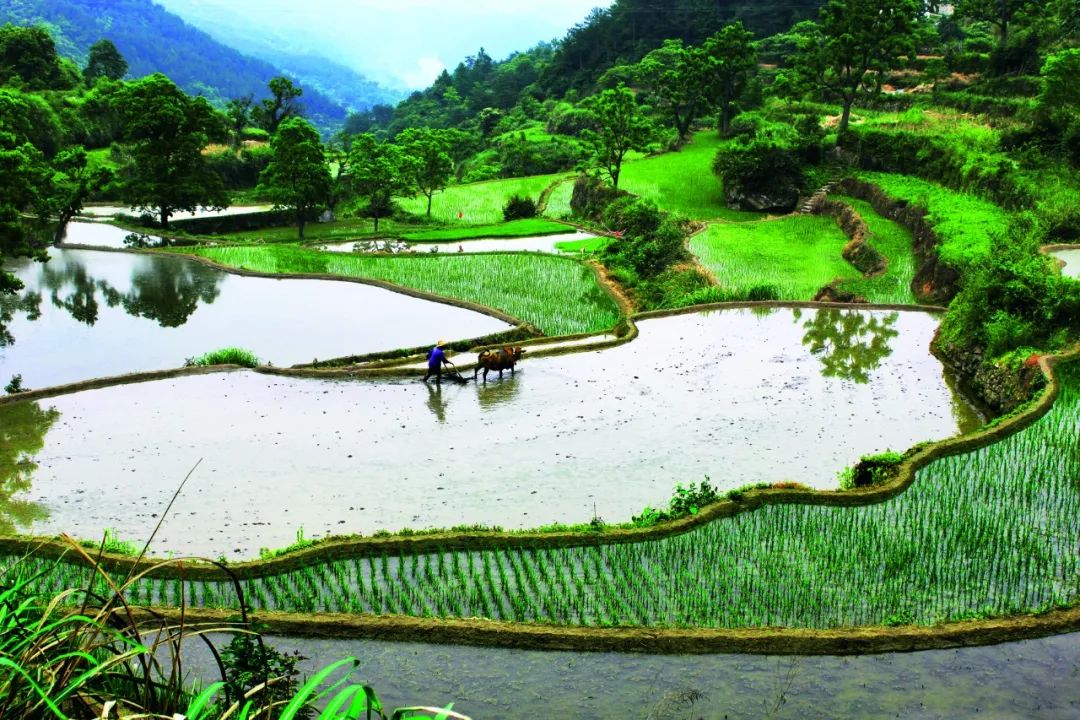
<box><xmin>458</xmin><ymin>210</ymin><xmax>463</xmax><ymax>219</ymax></box>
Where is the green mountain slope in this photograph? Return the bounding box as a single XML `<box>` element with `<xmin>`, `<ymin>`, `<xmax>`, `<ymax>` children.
<box><xmin>0</xmin><ymin>0</ymin><xmax>396</xmax><ymax>127</ymax></box>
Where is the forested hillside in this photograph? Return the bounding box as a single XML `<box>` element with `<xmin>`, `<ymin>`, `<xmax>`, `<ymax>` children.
<box><xmin>0</xmin><ymin>0</ymin><xmax>392</xmax><ymax>127</ymax></box>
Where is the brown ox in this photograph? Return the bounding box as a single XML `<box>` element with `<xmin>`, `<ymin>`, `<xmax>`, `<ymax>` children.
<box><xmin>474</xmin><ymin>346</ymin><xmax>526</xmax><ymax>382</ymax></box>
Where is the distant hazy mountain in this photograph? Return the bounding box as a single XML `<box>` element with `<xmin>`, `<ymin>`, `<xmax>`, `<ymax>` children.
<box><xmin>151</xmin><ymin>0</ymin><xmax>405</xmax><ymax>110</ymax></box>
<box><xmin>0</xmin><ymin>0</ymin><xmax>398</xmax><ymax>127</ymax></box>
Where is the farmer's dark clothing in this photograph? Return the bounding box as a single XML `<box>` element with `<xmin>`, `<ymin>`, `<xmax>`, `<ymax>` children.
<box><xmin>423</xmin><ymin>346</ymin><xmax>448</xmax><ymax>383</ymax></box>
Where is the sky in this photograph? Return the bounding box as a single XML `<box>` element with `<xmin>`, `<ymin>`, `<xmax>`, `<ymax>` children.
<box><xmin>157</xmin><ymin>0</ymin><xmax>615</xmax><ymax>89</ymax></box>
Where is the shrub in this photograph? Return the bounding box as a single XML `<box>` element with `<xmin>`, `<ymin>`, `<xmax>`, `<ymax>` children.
<box><xmin>502</xmin><ymin>193</ymin><xmax>538</xmax><ymax>221</ymax></box>
<box><xmin>184</xmin><ymin>347</ymin><xmax>261</xmax><ymax>368</ymax></box>
<box><xmin>712</xmin><ymin>116</ymin><xmax>815</xmax><ymax>212</ymax></box>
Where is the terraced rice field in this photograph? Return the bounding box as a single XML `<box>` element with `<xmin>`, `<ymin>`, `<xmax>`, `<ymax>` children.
<box><xmin>187</xmin><ymin>245</ymin><xmax>620</xmax><ymax>336</ymax></box>
<box><xmin>16</xmin><ymin>361</ymin><xmax>1077</xmax><ymax>629</ymax></box>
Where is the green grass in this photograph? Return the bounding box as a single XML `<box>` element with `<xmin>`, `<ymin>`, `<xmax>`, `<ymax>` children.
<box><xmin>399</xmin><ymin>173</ymin><xmax>571</xmax><ymax>225</ymax></box>
<box><xmin>185</xmin><ymin>245</ymin><xmax>620</xmax><ymax>336</ymax></box>
<box><xmin>690</xmin><ymin>215</ymin><xmax>863</xmax><ymax>300</ymax></box>
<box><xmin>832</xmin><ymin>196</ymin><xmax>919</xmax><ymax>305</ymax></box>
<box><xmin>619</xmin><ymin>132</ymin><xmax>763</xmax><ymax>222</ymax></box>
<box><xmin>543</xmin><ymin>177</ymin><xmax>576</xmax><ymax>219</ymax></box>
<box><xmin>400</xmin><ymin>218</ymin><xmax>570</xmax><ymax>242</ymax></box>
<box><xmin>27</xmin><ymin>360</ymin><xmax>1080</xmax><ymax>630</ymax></box>
<box><xmin>555</xmin><ymin>236</ymin><xmax>610</xmax><ymax>254</ymax></box>
<box><xmin>22</xmin><ymin>359</ymin><xmax>1078</xmax><ymax>628</ymax></box>
<box><xmin>855</xmin><ymin>172</ymin><xmax>1007</xmax><ymax>272</ymax></box>
<box><xmin>85</xmin><ymin>147</ymin><xmax>116</xmax><ymax>172</ymax></box>
<box><xmin>183</xmin><ymin>347</ymin><xmax>261</xmax><ymax>368</ymax></box>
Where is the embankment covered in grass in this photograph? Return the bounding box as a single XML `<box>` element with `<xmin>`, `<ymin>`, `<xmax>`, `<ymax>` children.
<box><xmin>398</xmin><ymin>174</ymin><xmax>570</xmax><ymax>225</ymax></box>
<box><xmin>183</xmin><ymin>245</ymin><xmax>621</xmax><ymax>337</ymax></box>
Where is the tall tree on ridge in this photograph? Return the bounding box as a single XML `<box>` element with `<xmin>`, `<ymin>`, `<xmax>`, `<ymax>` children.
<box><xmin>259</xmin><ymin>117</ymin><xmax>331</xmax><ymax>240</ymax></box>
<box><xmin>254</xmin><ymin>76</ymin><xmax>304</xmax><ymax>135</ymax></box>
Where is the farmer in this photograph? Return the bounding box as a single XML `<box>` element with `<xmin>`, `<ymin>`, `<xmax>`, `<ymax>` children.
<box><xmin>423</xmin><ymin>339</ymin><xmax>454</xmax><ymax>384</ymax></box>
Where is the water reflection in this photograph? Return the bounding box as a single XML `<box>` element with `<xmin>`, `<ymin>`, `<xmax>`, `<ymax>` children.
<box><xmin>796</xmin><ymin>308</ymin><xmax>899</xmax><ymax>383</ymax></box>
<box><xmin>424</xmin><ymin>383</ymin><xmax>448</xmax><ymax>424</ymax></box>
<box><xmin>99</xmin><ymin>255</ymin><xmax>223</xmax><ymax>328</ymax></box>
<box><xmin>40</xmin><ymin>259</ymin><xmax>106</xmax><ymax>326</ymax></box>
<box><xmin>476</xmin><ymin>374</ymin><xmax>521</xmax><ymax>409</ymax></box>
<box><xmin>0</xmin><ymin>290</ymin><xmax>42</xmax><ymax>347</ymax></box>
<box><xmin>0</xmin><ymin>402</ymin><xmax>58</xmax><ymax>534</ymax></box>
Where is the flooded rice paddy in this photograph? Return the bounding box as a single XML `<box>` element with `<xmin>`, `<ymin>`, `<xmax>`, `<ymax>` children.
<box><xmin>320</xmin><ymin>231</ymin><xmax>595</xmax><ymax>255</ymax></box>
<box><xmin>1052</xmin><ymin>248</ymin><xmax>1080</xmax><ymax>279</ymax></box>
<box><xmin>3</xmin><ymin>308</ymin><xmax>980</xmax><ymax>556</ymax></box>
<box><xmin>57</xmin><ymin>221</ymin><xmax>176</xmax><ymax>249</ymax></box>
<box><xmin>0</xmin><ymin>247</ymin><xmax>510</xmax><ymax>387</ymax></box>
<box><xmin>78</xmin><ymin>204</ymin><xmax>272</xmax><ymax>220</ymax></box>
<box><xmin>177</xmin><ymin>632</ymin><xmax>1080</xmax><ymax>719</ymax></box>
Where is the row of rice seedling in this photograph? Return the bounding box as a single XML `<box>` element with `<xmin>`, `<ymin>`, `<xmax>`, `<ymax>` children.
<box><xmin>7</xmin><ymin>361</ymin><xmax>1077</xmax><ymax>628</ymax></box>
<box><xmin>690</xmin><ymin>216</ymin><xmax>865</xmax><ymax>300</ymax></box>
<box><xmin>187</xmin><ymin>245</ymin><xmax>620</xmax><ymax>336</ymax></box>
<box><xmin>398</xmin><ymin>173</ymin><xmax>571</xmax><ymax>225</ymax></box>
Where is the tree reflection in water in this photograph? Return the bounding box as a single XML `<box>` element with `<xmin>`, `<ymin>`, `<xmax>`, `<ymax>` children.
<box><xmin>796</xmin><ymin>308</ymin><xmax>899</xmax><ymax>383</ymax></box>
<box><xmin>40</xmin><ymin>258</ymin><xmax>105</xmax><ymax>326</ymax></box>
<box><xmin>102</xmin><ymin>254</ymin><xmax>223</xmax><ymax>327</ymax></box>
<box><xmin>0</xmin><ymin>290</ymin><xmax>42</xmax><ymax>347</ymax></box>
<box><xmin>0</xmin><ymin>401</ymin><xmax>58</xmax><ymax>534</ymax></box>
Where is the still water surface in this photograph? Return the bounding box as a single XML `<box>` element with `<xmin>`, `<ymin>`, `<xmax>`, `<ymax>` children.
<box><xmin>176</xmin><ymin>632</ymin><xmax>1080</xmax><ymax>719</ymax></box>
<box><xmin>1051</xmin><ymin>248</ymin><xmax>1080</xmax><ymax>279</ymax></box>
<box><xmin>3</xmin><ymin>308</ymin><xmax>980</xmax><ymax>556</ymax></box>
<box><xmin>0</xmin><ymin>247</ymin><xmax>510</xmax><ymax>387</ymax></box>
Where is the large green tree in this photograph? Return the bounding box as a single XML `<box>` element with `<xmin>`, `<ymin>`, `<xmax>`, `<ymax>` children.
<box><xmin>42</xmin><ymin>146</ymin><xmax>113</xmax><ymax>243</ymax></box>
<box><xmin>0</xmin><ymin>23</ymin><xmax>75</xmax><ymax>90</ymax></box>
<box><xmin>253</xmin><ymin>76</ymin><xmax>304</xmax><ymax>135</ymax></box>
<box><xmin>582</xmin><ymin>84</ymin><xmax>653</xmax><ymax>190</ymax></box>
<box><xmin>112</xmin><ymin>73</ymin><xmax>228</xmax><ymax>228</ymax></box>
<box><xmin>702</xmin><ymin>23</ymin><xmax>757</xmax><ymax>134</ymax></box>
<box><xmin>637</xmin><ymin>39</ymin><xmax>714</xmax><ymax>141</ymax></box>
<box><xmin>259</xmin><ymin>117</ymin><xmax>331</xmax><ymax>239</ymax></box>
<box><xmin>797</xmin><ymin>0</ymin><xmax>920</xmax><ymax>133</ymax></box>
<box><xmin>346</xmin><ymin>134</ymin><xmax>411</xmax><ymax>233</ymax></box>
<box><xmin>954</xmin><ymin>0</ymin><xmax>1036</xmax><ymax>45</ymax></box>
<box><xmin>396</xmin><ymin>127</ymin><xmax>453</xmax><ymax>219</ymax></box>
<box><xmin>83</xmin><ymin>39</ymin><xmax>128</xmax><ymax>84</ymax></box>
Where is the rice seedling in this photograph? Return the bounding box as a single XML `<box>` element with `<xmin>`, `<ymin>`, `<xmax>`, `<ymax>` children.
<box><xmin>189</xmin><ymin>244</ymin><xmax>621</xmax><ymax>336</ymax></box>
<box><xmin>400</xmin><ymin>218</ymin><xmax>569</xmax><ymax>242</ymax></box>
<box><xmin>691</xmin><ymin>215</ymin><xmax>865</xmax><ymax>300</ymax></box>
<box><xmin>398</xmin><ymin>173</ymin><xmax>570</xmax><ymax>225</ymax></box>
<box><xmin>830</xmin><ymin>195</ymin><xmax>918</xmax><ymax>305</ymax></box>
<box><xmin>619</xmin><ymin>132</ymin><xmax>762</xmax><ymax>222</ymax></box>
<box><xmin>56</xmin><ymin>358</ymin><xmax>1077</xmax><ymax>631</ymax></box>
<box><xmin>854</xmin><ymin>171</ymin><xmax>1008</xmax><ymax>272</ymax></box>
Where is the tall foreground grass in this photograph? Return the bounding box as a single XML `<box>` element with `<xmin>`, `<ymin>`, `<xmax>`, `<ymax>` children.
<box><xmin>15</xmin><ymin>362</ymin><xmax>1078</xmax><ymax>630</ymax></box>
<box><xmin>0</xmin><ymin>538</ymin><xmax>468</xmax><ymax>719</ymax></box>
<box><xmin>187</xmin><ymin>245</ymin><xmax>620</xmax><ymax>336</ymax></box>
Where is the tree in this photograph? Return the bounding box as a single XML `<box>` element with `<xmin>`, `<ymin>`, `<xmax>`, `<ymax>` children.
<box><xmin>702</xmin><ymin>23</ymin><xmax>757</xmax><ymax>134</ymax></box>
<box><xmin>582</xmin><ymin>84</ymin><xmax>653</xmax><ymax>190</ymax></box>
<box><xmin>397</xmin><ymin>127</ymin><xmax>453</xmax><ymax>219</ymax></box>
<box><xmin>225</xmin><ymin>95</ymin><xmax>254</xmax><ymax>147</ymax></box>
<box><xmin>0</xmin><ymin>23</ymin><xmax>70</xmax><ymax>89</ymax></box>
<box><xmin>112</xmin><ymin>73</ymin><xmax>228</xmax><ymax>228</ymax></box>
<box><xmin>0</xmin><ymin>133</ymin><xmax>52</xmax><ymax>297</ymax></box>
<box><xmin>346</xmin><ymin>134</ymin><xmax>411</xmax><ymax>233</ymax></box>
<box><xmin>41</xmin><ymin>146</ymin><xmax>113</xmax><ymax>243</ymax></box>
<box><xmin>258</xmin><ymin>118</ymin><xmax>331</xmax><ymax>240</ymax></box>
<box><xmin>253</xmin><ymin>76</ymin><xmax>304</xmax><ymax>135</ymax></box>
<box><xmin>83</xmin><ymin>39</ymin><xmax>128</xmax><ymax>83</ymax></box>
<box><xmin>637</xmin><ymin>40</ymin><xmax>713</xmax><ymax>141</ymax></box>
<box><xmin>796</xmin><ymin>0</ymin><xmax>919</xmax><ymax>133</ymax></box>
<box><xmin>954</xmin><ymin>0</ymin><xmax>1036</xmax><ymax>45</ymax></box>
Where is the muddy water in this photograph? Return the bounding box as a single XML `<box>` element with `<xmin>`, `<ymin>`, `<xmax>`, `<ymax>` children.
<box><xmin>172</xmin><ymin>632</ymin><xmax>1080</xmax><ymax>719</ymax></box>
<box><xmin>7</xmin><ymin>308</ymin><xmax>979</xmax><ymax>556</ymax></box>
<box><xmin>0</xmin><ymin>248</ymin><xmax>509</xmax><ymax>388</ymax></box>
<box><xmin>1052</xmin><ymin>248</ymin><xmax>1080</xmax><ymax>279</ymax></box>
